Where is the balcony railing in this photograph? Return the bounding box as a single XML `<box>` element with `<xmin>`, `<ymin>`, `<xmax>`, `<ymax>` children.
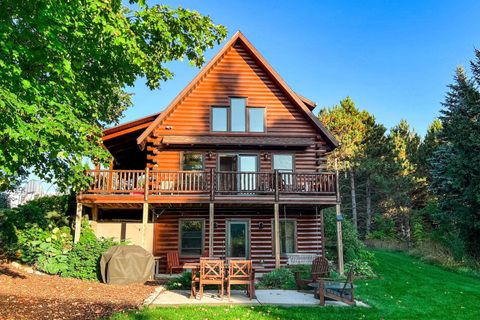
<box><xmin>83</xmin><ymin>169</ymin><xmax>336</xmax><ymax>199</ymax></box>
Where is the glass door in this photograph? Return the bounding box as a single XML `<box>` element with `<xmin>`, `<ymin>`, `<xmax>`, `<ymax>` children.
<box><xmin>227</xmin><ymin>220</ymin><xmax>249</xmax><ymax>258</ymax></box>
<box><xmin>238</xmin><ymin>155</ymin><xmax>258</xmax><ymax>191</ymax></box>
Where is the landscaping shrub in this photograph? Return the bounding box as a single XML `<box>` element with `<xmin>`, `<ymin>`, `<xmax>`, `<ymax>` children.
<box><xmin>36</xmin><ymin>226</ymin><xmax>72</xmax><ymax>275</ymax></box>
<box><xmin>61</xmin><ymin>220</ymin><xmax>121</xmax><ymax>281</ymax></box>
<box><xmin>258</xmin><ymin>268</ymin><xmax>296</xmax><ymax>289</ymax></box>
<box><xmin>0</xmin><ymin>195</ymin><xmax>121</xmax><ymax>281</ymax></box>
<box><xmin>165</xmin><ymin>272</ymin><xmax>193</xmax><ymax>290</ymax></box>
<box><xmin>0</xmin><ymin>194</ymin><xmax>74</xmax><ymax>259</ymax></box>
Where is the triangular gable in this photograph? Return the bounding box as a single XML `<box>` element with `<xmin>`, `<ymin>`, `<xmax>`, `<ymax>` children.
<box><xmin>137</xmin><ymin>31</ymin><xmax>339</xmax><ymax>149</ymax></box>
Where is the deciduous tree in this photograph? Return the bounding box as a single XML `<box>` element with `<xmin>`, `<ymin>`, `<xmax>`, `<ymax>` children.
<box><xmin>0</xmin><ymin>0</ymin><xmax>227</xmax><ymax>191</ymax></box>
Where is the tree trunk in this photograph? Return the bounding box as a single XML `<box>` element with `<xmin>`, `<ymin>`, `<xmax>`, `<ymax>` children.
<box><xmin>366</xmin><ymin>175</ymin><xmax>372</xmax><ymax>235</ymax></box>
<box><xmin>350</xmin><ymin>170</ymin><xmax>358</xmax><ymax>234</ymax></box>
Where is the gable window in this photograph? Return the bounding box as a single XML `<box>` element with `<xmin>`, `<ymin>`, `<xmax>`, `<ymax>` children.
<box><xmin>211</xmin><ymin>97</ymin><xmax>265</xmax><ymax>133</ymax></box>
<box><xmin>248</xmin><ymin>108</ymin><xmax>265</xmax><ymax>132</ymax></box>
<box><xmin>231</xmin><ymin>98</ymin><xmax>246</xmax><ymax>132</ymax></box>
<box><xmin>182</xmin><ymin>152</ymin><xmax>204</xmax><ymax>171</ymax></box>
<box><xmin>212</xmin><ymin>107</ymin><xmax>228</xmax><ymax>132</ymax></box>
<box><xmin>273</xmin><ymin>154</ymin><xmax>294</xmax><ymax>172</ymax></box>
<box><xmin>179</xmin><ymin>219</ymin><xmax>204</xmax><ymax>256</ymax></box>
<box><xmin>273</xmin><ymin>220</ymin><xmax>296</xmax><ymax>254</ymax></box>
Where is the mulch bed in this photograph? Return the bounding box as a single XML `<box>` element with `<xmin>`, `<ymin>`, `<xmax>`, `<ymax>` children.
<box><xmin>0</xmin><ymin>262</ymin><xmax>159</xmax><ymax>320</ymax></box>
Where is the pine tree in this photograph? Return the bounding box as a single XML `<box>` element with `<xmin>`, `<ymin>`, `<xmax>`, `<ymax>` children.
<box><xmin>431</xmin><ymin>64</ymin><xmax>480</xmax><ymax>258</ymax></box>
<box><xmin>318</xmin><ymin>97</ymin><xmax>370</xmax><ymax>234</ymax></box>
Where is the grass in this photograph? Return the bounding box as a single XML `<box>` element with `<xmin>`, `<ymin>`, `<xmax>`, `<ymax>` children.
<box><xmin>110</xmin><ymin>250</ymin><xmax>480</xmax><ymax>320</ymax></box>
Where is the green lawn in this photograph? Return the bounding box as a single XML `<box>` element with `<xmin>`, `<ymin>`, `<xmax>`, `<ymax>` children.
<box><xmin>111</xmin><ymin>250</ymin><xmax>480</xmax><ymax>320</ymax></box>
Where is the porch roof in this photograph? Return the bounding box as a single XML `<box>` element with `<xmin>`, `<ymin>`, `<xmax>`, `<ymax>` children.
<box><xmin>161</xmin><ymin>135</ymin><xmax>315</xmax><ymax>148</ymax></box>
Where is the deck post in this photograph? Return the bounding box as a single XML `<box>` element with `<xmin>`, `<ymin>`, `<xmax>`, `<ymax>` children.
<box><xmin>91</xmin><ymin>204</ymin><xmax>98</xmax><ymax>221</ymax></box>
<box><xmin>142</xmin><ymin>202</ymin><xmax>149</xmax><ymax>249</ymax></box>
<box><xmin>335</xmin><ymin>158</ymin><xmax>344</xmax><ymax>275</ymax></box>
<box><xmin>90</xmin><ymin>204</ymin><xmax>98</xmax><ymax>233</ymax></box>
<box><xmin>274</xmin><ymin>202</ymin><xmax>281</xmax><ymax>269</ymax></box>
<box><xmin>209</xmin><ymin>203</ymin><xmax>214</xmax><ymax>257</ymax></box>
<box><xmin>74</xmin><ymin>202</ymin><xmax>83</xmax><ymax>243</ymax></box>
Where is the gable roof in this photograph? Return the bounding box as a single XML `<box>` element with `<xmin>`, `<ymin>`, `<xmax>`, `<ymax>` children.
<box><xmin>136</xmin><ymin>31</ymin><xmax>339</xmax><ymax>149</ymax></box>
<box><xmin>103</xmin><ymin>112</ymin><xmax>161</xmax><ymax>141</ymax></box>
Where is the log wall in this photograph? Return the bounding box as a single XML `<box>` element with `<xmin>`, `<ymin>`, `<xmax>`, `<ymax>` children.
<box><xmin>153</xmin><ymin>205</ymin><xmax>325</xmax><ymax>273</ymax></box>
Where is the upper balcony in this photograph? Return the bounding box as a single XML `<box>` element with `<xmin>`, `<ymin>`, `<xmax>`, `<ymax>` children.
<box><xmin>78</xmin><ymin>169</ymin><xmax>338</xmax><ymax>205</ymax></box>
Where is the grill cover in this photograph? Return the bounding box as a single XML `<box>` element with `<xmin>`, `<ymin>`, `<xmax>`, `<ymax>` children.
<box><xmin>100</xmin><ymin>245</ymin><xmax>154</xmax><ymax>285</ymax></box>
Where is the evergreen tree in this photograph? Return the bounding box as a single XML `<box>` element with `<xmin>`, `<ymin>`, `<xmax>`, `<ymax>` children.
<box><xmin>431</xmin><ymin>64</ymin><xmax>480</xmax><ymax>258</ymax></box>
<box><xmin>319</xmin><ymin>97</ymin><xmax>370</xmax><ymax>233</ymax></box>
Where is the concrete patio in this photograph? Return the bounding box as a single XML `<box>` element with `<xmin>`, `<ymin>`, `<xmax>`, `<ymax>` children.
<box><xmin>145</xmin><ymin>288</ymin><xmax>368</xmax><ymax>307</ymax></box>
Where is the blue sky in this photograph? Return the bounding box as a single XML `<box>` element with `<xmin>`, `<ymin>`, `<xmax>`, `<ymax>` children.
<box><xmin>123</xmin><ymin>0</ymin><xmax>480</xmax><ymax>136</ymax></box>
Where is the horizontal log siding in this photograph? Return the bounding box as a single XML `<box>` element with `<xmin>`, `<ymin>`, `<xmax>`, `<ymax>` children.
<box><xmin>148</xmin><ymin>41</ymin><xmax>328</xmax><ymax>172</ymax></box>
<box><xmin>153</xmin><ymin>206</ymin><xmax>324</xmax><ymax>273</ymax></box>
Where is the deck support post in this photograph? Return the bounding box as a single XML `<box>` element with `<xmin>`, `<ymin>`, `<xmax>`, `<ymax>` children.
<box><xmin>209</xmin><ymin>203</ymin><xmax>214</xmax><ymax>257</ymax></box>
<box><xmin>335</xmin><ymin>158</ymin><xmax>344</xmax><ymax>275</ymax></box>
<box><xmin>74</xmin><ymin>202</ymin><xmax>83</xmax><ymax>243</ymax></box>
<box><xmin>90</xmin><ymin>204</ymin><xmax>98</xmax><ymax>233</ymax></box>
<box><xmin>142</xmin><ymin>202</ymin><xmax>149</xmax><ymax>249</ymax></box>
<box><xmin>92</xmin><ymin>204</ymin><xmax>98</xmax><ymax>221</ymax></box>
<box><xmin>274</xmin><ymin>202</ymin><xmax>280</xmax><ymax>269</ymax></box>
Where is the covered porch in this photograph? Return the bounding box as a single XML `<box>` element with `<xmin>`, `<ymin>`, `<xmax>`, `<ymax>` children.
<box><xmin>75</xmin><ymin>201</ymin><xmax>343</xmax><ymax>274</ymax></box>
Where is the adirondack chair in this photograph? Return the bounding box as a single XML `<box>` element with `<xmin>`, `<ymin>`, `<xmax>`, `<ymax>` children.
<box><xmin>166</xmin><ymin>251</ymin><xmax>183</xmax><ymax>275</ymax></box>
<box><xmin>294</xmin><ymin>256</ymin><xmax>329</xmax><ymax>290</ymax></box>
<box><xmin>199</xmin><ymin>259</ymin><xmax>225</xmax><ymax>299</ymax></box>
<box><xmin>318</xmin><ymin>265</ymin><xmax>356</xmax><ymax>306</ymax></box>
<box><xmin>227</xmin><ymin>260</ymin><xmax>255</xmax><ymax>300</ymax></box>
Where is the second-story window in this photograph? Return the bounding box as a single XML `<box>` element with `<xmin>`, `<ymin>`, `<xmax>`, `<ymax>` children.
<box><xmin>211</xmin><ymin>97</ymin><xmax>265</xmax><ymax>133</ymax></box>
<box><xmin>231</xmin><ymin>98</ymin><xmax>246</xmax><ymax>132</ymax></box>
<box><xmin>182</xmin><ymin>152</ymin><xmax>204</xmax><ymax>171</ymax></box>
<box><xmin>273</xmin><ymin>154</ymin><xmax>294</xmax><ymax>172</ymax></box>
<box><xmin>212</xmin><ymin>107</ymin><xmax>228</xmax><ymax>132</ymax></box>
<box><xmin>248</xmin><ymin>107</ymin><xmax>265</xmax><ymax>132</ymax></box>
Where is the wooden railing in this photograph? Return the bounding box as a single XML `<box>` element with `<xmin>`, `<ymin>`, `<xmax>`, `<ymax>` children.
<box><xmin>277</xmin><ymin>172</ymin><xmax>337</xmax><ymax>194</ymax></box>
<box><xmin>86</xmin><ymin>170</ymin><xmax>146</xmax><ymax>194</ymax></box>
<box><xmin>84</xmin><ymin>169</ymin><xmax>336</xmax><ymax>197</ymax></box>
<box><xmin>216</xmin><ymin>171</ymin><xmax>275</xmax><ymax>194</ymax></box>
<box><xmin>149</xmin><ymin>170</ymin><xmax>211</xmax><ymax>194</ymax></box>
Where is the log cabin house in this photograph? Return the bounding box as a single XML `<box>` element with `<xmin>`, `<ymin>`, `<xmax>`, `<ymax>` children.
<box><xmin>76</xmin><ymin>31</ymin><xmax>341</xmax><ymax>275</ymax></box>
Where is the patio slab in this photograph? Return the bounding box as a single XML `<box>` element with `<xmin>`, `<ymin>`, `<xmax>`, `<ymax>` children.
<box><xmin>150</xmin><ymin>289</ymin><xmax>259</xmax><ymax>306</ymax></box>
<box><xmin>148</xmin><ymin>288</ymin><xmax>368</xmax><ymax>307</ymax></box>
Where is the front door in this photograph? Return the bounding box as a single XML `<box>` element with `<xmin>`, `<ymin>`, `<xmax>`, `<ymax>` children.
<box><xmin>227</xmin><ymin>220</ymin><xmax>249</xmax><ymax>258</ymax></box>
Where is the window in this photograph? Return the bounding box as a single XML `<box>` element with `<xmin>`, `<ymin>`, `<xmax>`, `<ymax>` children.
<box><xmin>231</xmin><ymin>98</ymin><xmax>246</xmax><ymax>132</ymax></box>
<box><xmin>212</xmin><ymin>107</ymin><xmax>228</xmax><ymax>132</ymax></box>
<box><xmin>182</xmin><ymin>153</ymin><xmax>204</xmax><ymax>171</ymax></box>
<box><xmin>211</xmin><ymin>97</ymin><xmax>266</xmax><ymax>133</ymax></box>
<box><xmin>179</xmin><ymin>219</ymin><xmax>204</xmax><ymax>256</ymax></box>
<box><xmin>248</xmin><ymin>108</ymin><xmax>265</xmax><ymax>132</ymax></box>
<box><xmin>273</xmin><ymin>154</ymin><xmax>294</xmax><ymax>172</ymax></box>
<box><xmin>273</xmin><ymin>220</ymin><xmax>296</xmax><ymax>254</ymax></box>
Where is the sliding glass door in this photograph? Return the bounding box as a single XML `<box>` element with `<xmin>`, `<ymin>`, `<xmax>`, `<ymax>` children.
<box><xmin>238</xmin><ymin>155</ymin><xmax>257</xmax><ymax>191</ymax></box>
<box><xmin>218</xmin><ymin>154</ymin><xmax>258</xmax><ymax>192</ymax></box>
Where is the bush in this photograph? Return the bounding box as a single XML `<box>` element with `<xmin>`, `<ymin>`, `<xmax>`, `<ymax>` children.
<box><xmin>61</xmin><ymin>220</ymin><xmax>120</xmax><ymax>281</ymax></box>
<box><xmin>36</xmin><ymin>226</ymin><xmax>73</xmax><ymax>275</ymax></box>
<box><xmin>323</xmin><ymin>208</ymin><xmax>377</xmax><ymax>278</ymax></box>
<box><xmin>258</xmin><ymin>268</ymin><xmax>296</xmax><ymax>289</ymax></box>
<box><xmin>165</xmin><ymin>272</ymin><xmax>193</xmax><ymax>290</ymax></box>
<box><xmin>0</xmin><ymin>195</ymin><xmax>74</xmax><ymax>260</ymax></box>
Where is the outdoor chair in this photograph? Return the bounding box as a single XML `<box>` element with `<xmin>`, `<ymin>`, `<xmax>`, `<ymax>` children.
<box><xmin>199</xmin><ymin>259</ymin><xmax>225</xmax><ymax>299</ymax></box>
<box><xmin>166</xmin><ymin>251</ymin><xmax>183</xmax><ymax>275</ymax></box>
<box><xmin>318</xmin><ymin>265</ymin><xmax>356</xmax><ymax>306</ymax></box>
<box><xmin>294</xmin><ymin>256</ymin><xmax>329</xmax><ymax>290</ymax></box>
<box><xmin>226</xmin><ymin>260</ymin><xmax>255</xmax><ymax>300</ymax></box>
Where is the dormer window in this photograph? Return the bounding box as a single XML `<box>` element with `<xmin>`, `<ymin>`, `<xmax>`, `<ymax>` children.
<box><xmin>211</xmin><ymin>97</ymin><xmax>265</xmax><ymax>133</ymax></box>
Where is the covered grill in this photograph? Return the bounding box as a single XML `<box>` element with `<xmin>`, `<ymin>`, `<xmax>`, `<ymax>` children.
<box><xmin>100</xmin><ymin>245</ymin><xmax>154</xmax><ymax>285</ymax></box>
